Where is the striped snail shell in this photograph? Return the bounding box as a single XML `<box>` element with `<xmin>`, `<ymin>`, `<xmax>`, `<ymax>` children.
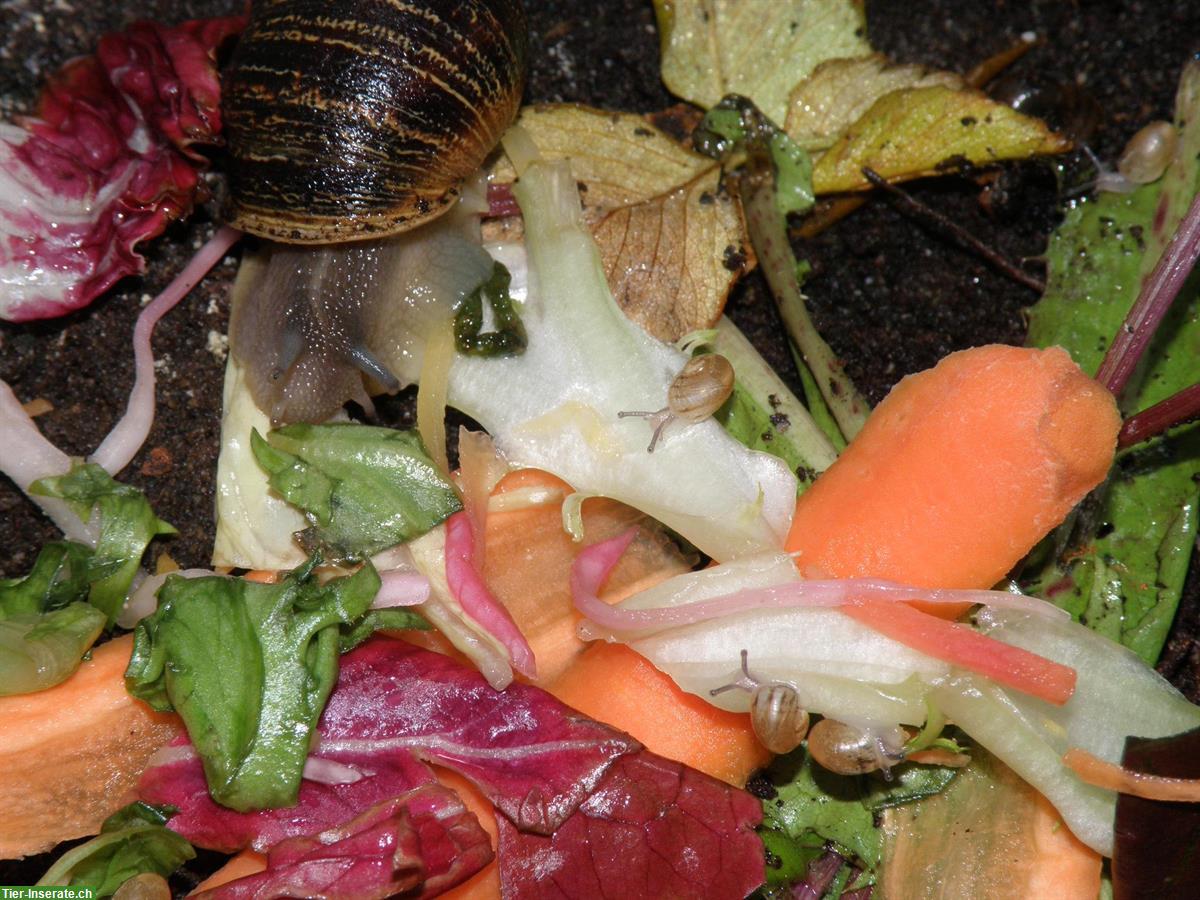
<box><xmin>223</xmin><ymin>0</ymin><xmax>528</xmax><ymax>244</ymax></box>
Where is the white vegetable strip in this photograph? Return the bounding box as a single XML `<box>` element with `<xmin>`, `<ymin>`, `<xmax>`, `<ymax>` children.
<box><xmin>0</xmin><ymin>379</ymin><xmax>96</xmax><ymax>544</ymax></box>
<box><xmin>449</xmin><ymin>157</ymin><xmax>798</xmax><ymax>561</ymax></box>
<box><xmin>572</xmin><ymin>531</ymin><xmax>1067</xmax><ymax>637</ymax></box>
<box><xmin>373</xmin><ymin>571</ymin><xmax>431</xmax><ymax>608</ymax></box>
<box><xmin>302</xmin><ymin>757</ymin><xmax>364</xmax><ymax>786</ymax></box>
<box><xmin>91</xmin><ymin>225</ymin><xmax>242</xmax><ymax>475</ymax></box>
<box><xmin>118</xmin><ymin>567</ymin><xmax>213</xmax><ymax>629</ymax></box>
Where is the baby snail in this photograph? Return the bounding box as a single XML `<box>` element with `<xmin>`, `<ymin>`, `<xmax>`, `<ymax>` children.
<box><xmin>619</xmin><ymin>354</ymin><xmax>736</xmax><ymax>453</ymax></box>
<box><xmin>710</xmin><ymin>649</ymin><xmax>811</xmax><ymax>754</ymax></box>
<box><xmin>1096</xmin><ymin>120</ymin><xmax>1178</xmax><ymax>194</ymax></box>
<box><xmin>111</xmin><ymin>873</ymin><xmax>171</xmax><ymax>900</ymax></box>
<box><xmin>806</xmin><ymin>718</ymin><xmax>908</xmax><ymax>776</ymax></box>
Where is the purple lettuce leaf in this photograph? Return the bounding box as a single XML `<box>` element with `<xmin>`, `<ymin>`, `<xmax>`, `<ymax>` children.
<box><xmin>140</xmin><ymin>639</ymin><xmax>764</xmax><ymax>898</ymax></box>
<box><xmin>315</xmin><ymin>637</ymin><xmax>640</xmax><ymax>834</ymax></box>
<box><xmin>497</xmin><ymin>750</ymin><xmax>764</xmax><ymax>900</ymax></box>
<box><xmin>194</xmin><ymin>788</ymin><xmax>493</xmax><ymax>900</ymax></box>
<box><xmin>0</xmin><ymin>15</ymin><xmax>244</xmax><ymax>322</ymax></box>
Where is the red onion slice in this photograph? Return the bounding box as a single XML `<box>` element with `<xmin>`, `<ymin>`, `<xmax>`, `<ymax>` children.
<box><xmin>572</xmin><ymin>530</ymin><xmax>1069</xmax><ymax>636</ymax></box>
<box><xmin>444</xmin><ymin>510</ymin><xmax>536</xmax><ymax>678</ymax></box>
<box><xmin>90</xmin><ymin>225</ymin><xmax>241</xmax><ymax>475</ymax></box>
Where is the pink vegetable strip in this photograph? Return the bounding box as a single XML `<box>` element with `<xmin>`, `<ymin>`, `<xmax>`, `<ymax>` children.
<box><xmin>572</xmin><ymin>531</ymin><xmax>1077</xmax><ymax>705</ymax></box>
<box><xmin>571</xmin><ymin>530</ymin><xmax>1068</xmax><ymax>638</ymax></box>
<box><xmin>444</xmin><ymin>511</ymin><xmax>537</xmax><ymax>678</ymax></box>
<box><xmin>0</xmin><ymin>16</ymin><xmax>245</xmax><ymax>322</ymax></box>
<box><xmin>843</xmin><ymin>600</ymin><xmax>1077</xmax><ymax>705</ymax></box>
<box><xmin>91</xmin><ymin>225</ymin><xmax>241</xmax><ymax>475</ymax></box>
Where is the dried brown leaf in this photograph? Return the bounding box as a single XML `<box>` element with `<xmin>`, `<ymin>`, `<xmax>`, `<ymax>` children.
<box><xmin>493</xmin><ymin>105</ymin><xmax>752</xmax><ymax>340</ymax></box>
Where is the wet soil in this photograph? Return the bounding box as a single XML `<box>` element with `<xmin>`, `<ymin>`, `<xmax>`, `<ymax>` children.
<box><xmin>2</xmin><ymin>0</ymin><xmax>1200</xmax><ymax>880</ymax></box>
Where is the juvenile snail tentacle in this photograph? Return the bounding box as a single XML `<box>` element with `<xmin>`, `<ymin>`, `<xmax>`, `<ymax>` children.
<box><xmin>619</xmin><ymin>354</ymin><xmax>736</xmax><ymax>452</ymax></box>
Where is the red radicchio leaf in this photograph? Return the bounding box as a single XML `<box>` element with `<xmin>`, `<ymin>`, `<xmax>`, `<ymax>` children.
<box><xmin>1113</xmin><ymin>725</ymin><xmax>1200</xmax><ymax>900</ymax></box>
<box><xmin>194</xmin><ymin>788</ymin><xmax>492</xmax><ymax>900</ymax></box>
<box><xmin>0</xmin><ymin>15</ymin><xmax>244</xmax><ymax>322</ymax></box>
<box><xmin>140</xmin><ymin>639</ymin><xmax>766</xmax><ymax>899</ymax></box>
<box><xmin>497</xmin><ymin>751</ymin><xmax>764</xmax><ymax>900</ymax></box>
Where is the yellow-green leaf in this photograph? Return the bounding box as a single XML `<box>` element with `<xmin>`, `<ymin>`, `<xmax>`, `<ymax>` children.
<box><xmin>492</xmin><ymin>105</ymin><xmax>751</xmax><ymax>340</ymax></box>
<box><xmin>811</xmin><ymin>84</ymin><xmax>1072</xmax><ymax>193</ymax></box>
<box><xmin>785</xmin><ymin>54</ymin><xmax>963</xmax><ymax>151</ymax></box>
<box><xmin>653</xmin><ymin>0</ymin><xmax>871</xmax><ymax>125</ymax></box>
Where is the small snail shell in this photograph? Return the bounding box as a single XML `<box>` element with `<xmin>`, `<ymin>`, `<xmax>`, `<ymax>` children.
<box><xmin>618</xmin><ymin>354</ymin><xmax>736</xmax><ymax>452</ymax></box>
<box><xmin>751</xmin><ymin>683</ymin><xmax>810</xmax><ymax>754</ymax></box>
<box><xmin>668</xmin><ymin>354</ymin><xmax>736</xmax><ymax>423</ymax></box>
<box><xmin>224</xmin><ymin>0</ymin><xmax>528</xmax><ymax>243</ymax></box>
<box><xmin>807</xmin><ymin>718</ymin><xmax>903</xmax><ymax>776</ymax></box>
<box><xmin>1117</xmin><ymin>120</ymin><xmax>1177</xmax><ymax>185</ymax></box>
<box><xmin>112</xmin><ymin>873</ymin><xmax>171</xmax><ymax>900</ymax></box>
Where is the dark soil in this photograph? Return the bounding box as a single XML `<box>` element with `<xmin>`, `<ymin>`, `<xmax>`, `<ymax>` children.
<box><xmin>2</xmin><ymin>0</ymin><xmax>1200</xmax><ymax>883</ymax></box>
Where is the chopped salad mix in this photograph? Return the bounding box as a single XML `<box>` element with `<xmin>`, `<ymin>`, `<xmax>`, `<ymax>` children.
<box><xmin>2</xmin><ymin>2</ymin><xmax>1200</xmax><ymax>899</ymax></box>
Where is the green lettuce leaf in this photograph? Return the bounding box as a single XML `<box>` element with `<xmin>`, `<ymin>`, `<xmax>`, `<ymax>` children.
<box><xmin>0</xmin><ymin>541</ymin><xmax>93</xmax><ymax>618</ymax></box>
<box><xmin>251</xmin><ymin>424</ymin><xmax>462</xmax><ymax>560</ymax></box>
<box><xmin>38</xmin><ymin>802</ymin><xmax>193</xmax><ymax>897</ymax></box>
<box><xmin>29</xmin><ymin>463</ymin><xmax>175</xmax><ymax>626</ymax></box>
<box><xmin>0</xmin><ymin>542</ymin><xmax>104</xmax><ymax>695</ymax></box>
<box><xmin>1022</xmin><ymin>62</ymin><xmax>1200</xmax><ymax>664</ymax></box>
<box><xmin>0</xmin><ymin>603</ymin><xmax>106</xmax><ymax>696</ymax></box>
<box><xmin>125</xmin><ymin>558</ymin><xmax>381</xmax><ymax>811</ymax></box>
<box><xmin>760</xmin><ymin>743</ymin><xmax>958</xmax><ymax>876</ymax></box>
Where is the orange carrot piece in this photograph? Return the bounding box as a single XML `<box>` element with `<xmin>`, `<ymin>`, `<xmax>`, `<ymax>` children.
<box><xmin>483</xmin><ymin>469</ymin><xmax>691</xmax><ymax>685</ymax></box>
<box><xmin>881</xmin><ymin>750</ymin><xmax>1101</xmax><ymax>899</ymax></box>
<box><xmin>189</xmin><ymin>851</ymin><xmax>267</xmax><ymax>895</ymax></box>
<box><xmin>1063</xmin><ymin>747</ymin><xmax>1200</xmax><ymax>801</ymax></box>
<box><xmin>0</xmin><ymin>635</ymin><xmax>183</xmax><ymax>858</ymax></box>
<box><xmin>843</xmin><ymin>600</ymin><xmax>1077</xmax><ymax>705</ymax></box>
<box><xmin>241</xmin><ymin>569</ymin><xmax>279</xmax><ymax>584</ymax></box>
<box><xmin>785</xmin><ymin>345</ymin><xmax>1120</xmax><ymax>615</ymax></box>
<box><xmin>549</xmin><ymin>642</ymin><xmax>771</xmax><ymax>786</ymax></box>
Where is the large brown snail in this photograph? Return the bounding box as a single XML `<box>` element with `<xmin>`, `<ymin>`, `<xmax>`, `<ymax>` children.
<box><xmin>225</xmin><ymin>0</ymin><xmax>528</xmax><ymax>423</ymax></box>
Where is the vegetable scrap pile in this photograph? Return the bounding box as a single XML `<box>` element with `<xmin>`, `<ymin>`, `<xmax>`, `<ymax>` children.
<box><xmin>3</xmin><ymin>1</ymin><xmax>1200</xmax><ymax>899</ymax></box>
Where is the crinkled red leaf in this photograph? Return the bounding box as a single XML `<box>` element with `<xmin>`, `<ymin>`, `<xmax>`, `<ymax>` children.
<box><xmin>195</xmin><ymin>788</ymin><xmax>493</xmax><ymax>900</ymax></box>
<box><xmin>0</xmin><ymin>15</ymin><xmax>244</xmax><ymax>322</ymax></box>
<box><xmin>497</xmin><ymin>750</ymin><xmax>764</xmax><ymax>900</ymax></box>
<box><xmin>139</xmin><ymin>739</ymin><xmax>439</xmax><ymax>853</ymax></box>
<box><xmin>316</xmin><ymin>638</ymin><xmax>639</xmax><ymax>834</ymax></box>
<box><xmin>140</xmin><ymin>639</ymin><xmax>764</xmax><ymax>899</ymax></box>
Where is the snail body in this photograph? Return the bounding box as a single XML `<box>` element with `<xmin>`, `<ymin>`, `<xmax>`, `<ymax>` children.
<box><xmin>225</xmin><ymin>0</ymin><xmax>529</xmax><ymax>423</ymax></box>
<box><xmin>619</xmin><ymin>354</ymin><xmax>736</xmax><ymax>452</ymax></box>
<box><xmin>225</xmin><ymin>0</ymin><xmax>527</xmax><ymax>244</ymax></box>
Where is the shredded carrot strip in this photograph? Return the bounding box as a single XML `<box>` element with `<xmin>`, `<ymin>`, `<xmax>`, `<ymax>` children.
<box><xmin>1063</xmin><ymin>747</ymin><xmax>1200</xmax><ymax>801</ymax></box>
<box><xmin>842</xmin><ymin>599</ymin><xmax>1077</xmax><ymax>705</ymax></box>
<box><xmin>242</xmin><ymin>569</ymin><xmax>279</xmax><ymax>584</ymax></box>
